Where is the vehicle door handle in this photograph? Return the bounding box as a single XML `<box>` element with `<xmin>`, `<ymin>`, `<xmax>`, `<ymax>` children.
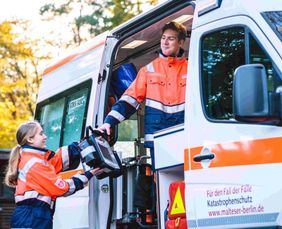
<box><xmin>193</xmin><ymin>153</ymin><xmax>215</xmax><ymax>162</ymax></box>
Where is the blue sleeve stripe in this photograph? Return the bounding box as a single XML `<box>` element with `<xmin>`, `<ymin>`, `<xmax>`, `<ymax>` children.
<box><xmin>71</xmin><ymin>177</ymin><xmax>84</xmax><ymax>190</ymax></box>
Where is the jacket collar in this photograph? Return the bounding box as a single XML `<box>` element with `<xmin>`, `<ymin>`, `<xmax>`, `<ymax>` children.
<box><xmin>21</xmin><ymin>144</ymin><xmax>49</xmax><ymax>156</ymax></box>
<box><xmin>159</xmin><ymin>47</ymin><xmax>185</xmax><ymax>59</ymax></box>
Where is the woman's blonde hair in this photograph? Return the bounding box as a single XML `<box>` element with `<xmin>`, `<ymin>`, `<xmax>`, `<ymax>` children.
<box><xmin>4</xmin><ymin>120</ymin><xmax>40</xmax><ymax>187</ymax></box>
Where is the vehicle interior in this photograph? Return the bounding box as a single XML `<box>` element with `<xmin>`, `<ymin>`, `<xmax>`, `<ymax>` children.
<box><xmin>104</xmin><ymin>3</ymin><xmax>194</xmax><ymax>159</ymax></box>
<box><xmin>114</xmin><ymin>6</ymin><xmax>194</xmax><ymax>73</ymax></box>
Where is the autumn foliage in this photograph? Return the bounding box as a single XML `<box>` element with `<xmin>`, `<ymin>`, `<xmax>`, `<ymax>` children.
<box><xmin>0</xmin><ymin>21</ymin><xmax>45</xmax><ymax>148</ymax></box>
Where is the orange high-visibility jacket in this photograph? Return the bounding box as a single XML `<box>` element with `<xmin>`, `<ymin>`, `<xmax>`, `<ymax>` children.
<box><xmin>105</xmin><ymin>52</ymin><xmax>188</xmax><ymax>148</ymax></box>
<box><xmin>15</xmin><ymin>144</ymin><xmax>91</xmax><ymax>209</ymax></box>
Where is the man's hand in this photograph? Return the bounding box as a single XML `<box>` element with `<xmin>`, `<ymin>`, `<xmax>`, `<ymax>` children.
<box><xmin>96</xmin><ymin>123</ymin><xmax>111</xmax><ymax>135</ymax></box>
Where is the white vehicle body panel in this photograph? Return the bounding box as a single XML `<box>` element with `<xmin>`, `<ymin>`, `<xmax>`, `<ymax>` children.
<box><xmin>183</xmin><ymin>0</ymin><xmax>282</xmax><ymax>228</ymax></box>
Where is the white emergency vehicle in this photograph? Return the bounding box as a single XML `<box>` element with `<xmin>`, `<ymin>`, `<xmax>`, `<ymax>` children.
<box><xmin>35</xmin><ymin>0</ymin><xmax>282</xmax><ymax>228</ymax></box>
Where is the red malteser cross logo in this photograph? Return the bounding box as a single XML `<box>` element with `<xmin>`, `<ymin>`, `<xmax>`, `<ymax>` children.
<box><xmin>55</xmin><ymin>179</ymin><xmax>66</xmax><ymax>189</ymax></box>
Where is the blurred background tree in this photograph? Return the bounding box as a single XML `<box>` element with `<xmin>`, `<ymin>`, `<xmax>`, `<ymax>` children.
<box><xmin>40</xmin><ymin>0</ymin><xmax>158</xmax><ymax>47</ymax></box>
<box><xmin>0</xmin><ymin>20</ymin><xmax>50</xmax><ymax>148</ymax></box>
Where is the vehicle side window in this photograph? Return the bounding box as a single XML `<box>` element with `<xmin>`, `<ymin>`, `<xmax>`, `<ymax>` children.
<box><xmin>201</xmin><ymin>27</ymin><xmax>280</xmax><ymax>120</ymax></box>
<box><xmin>62</xmin><ymin>88</ymin><xmax>89</xmax><ymax>145</ymax></box>
<box><xmin>249</xmin><ymin>34</ymin><xmax>281</xmax><ymax>92</ymax></box>
<box><xmin>40</xmin><ymin>98</ymin><xmax>65</xmax><ymax>150</ymax></box>
<box><xmin>37</xmin><ymin>82</ymin><xmax>91</xmax><ymax>151</ymax></box>
<box><xmin>201</xmin><ymin>27</ymin><xmax>245</xmax><ymax>120</ymax></box>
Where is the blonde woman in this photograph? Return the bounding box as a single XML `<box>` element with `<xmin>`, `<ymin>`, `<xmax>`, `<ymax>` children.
<box><xmin>5</xmin><ymin>120</ymin><xmax>101</xmax><ymax>229</ymax></box>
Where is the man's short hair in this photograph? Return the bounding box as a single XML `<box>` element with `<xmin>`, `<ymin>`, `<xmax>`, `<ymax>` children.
<box><xmin>162</xmin><ymin>21</ymin><xmax>187</xmax><ymax>41</ymax></box>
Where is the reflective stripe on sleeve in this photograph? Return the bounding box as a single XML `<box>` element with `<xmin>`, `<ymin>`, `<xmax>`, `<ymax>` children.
<box><xmin>146</xmin><ymin>99</ymin><xmax>185</xmax><ymax>114</ymax></box>
<box><xmin>108</xmin><ymin>110</ymin><xmax>125</xmax><ymax>122</ymax></box>
<box><xmin>61</xmin><ymin>146</ymin><xmax>70</xmax><ymax>171</ymax></box>
<box><xmin>64</xmin><ymin>179</ymin><xmax>76</xmax><ymax>196</ymax></box>
<box><xmin>80</xmin><ymin>145</ymin><xmax>95</xmax><ymax>158</ymax></box>
<box><xmin>120</xmin><ymin>95</ymin><xmax>140</xmax><ymax>109</ymax></box>
<box><xmin>146</xmin><ymin>62</ymin><xmax>155</xmax><ymax>73</ymax></box>
<box><xmin>18</xmin><ymin>158</ymin><xmax>46</xmax><ymax>182</ymax></box>
<box><xmin>73</xmin><ymin>173</ymin><xmax>88</xmax><ymax>186</ymax></box>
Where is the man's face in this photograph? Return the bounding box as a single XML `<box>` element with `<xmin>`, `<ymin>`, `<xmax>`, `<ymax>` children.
<box><xmin>160</xmin><ymin>29</ymin><xmax>184</xmax><ymax>56</ymax></box>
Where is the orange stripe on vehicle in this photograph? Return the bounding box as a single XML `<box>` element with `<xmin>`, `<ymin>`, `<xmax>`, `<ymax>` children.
<box><xmin>184</xmin><ymin>148</ymin><xmax>189</xmax><ymax>171</ymax></box>
<box><xmin>59</xmin><ymin>169</ymin><xmax>84</xmax><ymax>179</ymax></box>
<box><xmin>190</xmin><ymin>137</ymin><xmax>282</xmax><ymax>170</ymax></box>
<box><xmin>43</xmin><ymin>40</ymin><xmax>105</xmax><ymax>76</ymax></box>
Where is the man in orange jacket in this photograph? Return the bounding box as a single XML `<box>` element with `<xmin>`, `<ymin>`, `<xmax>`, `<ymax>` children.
<box><xmin>99</xmin><ymin>21</ymin><xmax>187</xmax><ymax>168</ymax></box>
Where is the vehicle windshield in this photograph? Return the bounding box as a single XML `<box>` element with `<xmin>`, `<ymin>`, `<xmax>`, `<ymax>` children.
<box><xmin>262</xmin><ymin>11</ymin><xmax>282</xmax><ymax>41</ymax></box>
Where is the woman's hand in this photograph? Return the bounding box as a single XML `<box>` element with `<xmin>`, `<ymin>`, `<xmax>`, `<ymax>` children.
<box><xmin>90</xmin><ymin>168</ymin><xmax>104</xmax><ymax>176</ymax></box>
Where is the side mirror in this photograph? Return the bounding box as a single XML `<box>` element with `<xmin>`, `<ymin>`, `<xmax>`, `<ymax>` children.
<box><xmin>233</xmin><ymin>64</ymin><xmax>279</xmax><ymax>122</ymax></box>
